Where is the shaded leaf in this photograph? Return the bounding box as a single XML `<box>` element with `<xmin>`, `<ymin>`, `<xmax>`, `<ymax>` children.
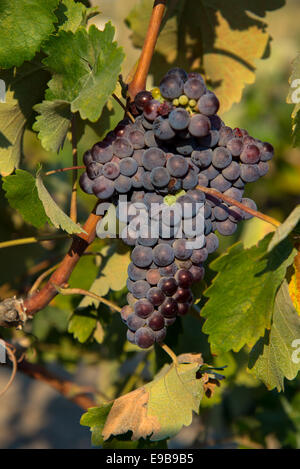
<box><xmin>55</xmin><ymin>0</ymin><xmax>99</xmax><ymax>33</ymax></box>
<box><xmin>33</xmin><ymin>100</ymin><xmax>72</xmax><ymax>152</ymax></box>
<box><xmin>68</xmin><ymin>305</ymin><xmax>98</xmax><ymax>343</ymax></box>
<box><xmin>3</xmin><ymin>169</ymin><xmax>49</xmax><ymax>228</ymax></box>
<box><xmin>80</xmin><ymin>404</ymin><xmax>113</xmax><ymax>447</ymax></box>
<box><xmin>268</xmin><ymin>205</ymin><xmax>300</xmax><ymax>251</ymax></box>
<box><xmin>249</xmin><ymin>281</ymin><xmax>300</xmax><ymax>391</ymax></box>
<box><xmin>78</xmin><ymin>242</ymin><xmax>131</xmax><ymax>309</ymax></box>
<box><xmin>127</xmin><ymin>0</ymin><xmax>285</xmax><ymax>113</ymax></box>
<box><xmin>35</xmin><ymin>168</ymin><xmax>85</xmax><ymax>234</ymax></box>
<box><xmin>43</xmin><ymin>23</ymin><xmax>125</xmax><ymax>122</ymax></box>
<box><xmin>96</xmin><ymin>354</ymin><xmax>205</xmax><ymax>442</ymax></box>
<box><xmin>0</xmin><ymin>61</ymin><xmax>50</xmax><ymax>175</ymax></box>
<box><xmin>0</xmin><ymin>0</ymin><xmax>59</xmax><ymax>68</ymax></box>
<box><xmin>201</xmin><ymin>234</ymin><xmax>296</xmax><ymax>353</ymax></box>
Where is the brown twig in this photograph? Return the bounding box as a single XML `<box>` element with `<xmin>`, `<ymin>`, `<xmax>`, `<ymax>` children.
<box><xmin>44</xmin><ymin>166</ymin><xmax>85</xmax><ymax>177</ymax></box>
<box><xmin>55</xmin><ymin>286</ymin><xmax>122</xmax><ymax>313</ymax></box>
<box><xmin>23</xmin><ymin>209</ymin><xmax>101</xmax><ymax>316</ymax></box>
<box><xmin>70</xmin><ymin>116</ymin><xmax>78</xmax><ymax>223</ymax></box>
<box><xmin>196</xmin><ymin>185</ymin><xmax>281</xmax><ymax>228</ymax></box>
<box><xmin>112</xmin><ymin>93</ymin><xmax>135</xmax><ymax>123</ymax></box>
<box><xmin>17</xmin><ymin>359</ymin><xmax>96</xmax><ymax>410</ymax></box>
<box><xmin>128</xmin><ymin>0</ymin><xmax>166</xmax><ymax>99</ymax></box>
<box><xmin>29</xmin><ymin>263</ymin><xmax>61</xmax><ymax>296</ymax></box>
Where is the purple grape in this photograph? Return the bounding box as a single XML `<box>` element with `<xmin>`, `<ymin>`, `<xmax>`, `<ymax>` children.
<box><xmin>197</xmin><ymin>92</ymin><xmax>219</xmax><ymax>115</ymax></box>
<box><xmin>183</xmin><ymin>77</ymin><xmax>206</xmax><ymax>99</ymax></box>
<box><xmin>92</xmin><ymin>141</ymin><xmax>113</xmax><ymax>163</ymax></box>
<box><xmin>188</xmin><ymin>114</ymin><xmax>211</xmax><ymax>137</ymax></box>
<box><xmin>135</xmin><ymin>327</ymin><xmax>155</xmax><ymax>348</ymax></box>
<box><xmin>79</xmin><ymin>172</ymin><xmax>94</xmax><ymax>194</ymax></box>
<box><xmin>142</xmin><ymin>147</ymin><xmax>166</xmax><ymax>170</ymax></box>
<box><xmin>92</xmin><ymin>176</ymin><xmax>115</xmax><ymax>199</ymax></box>
<box><xmin>112</xmin><ymin>137</ymin><xmax>133</xmax><ymax>158</ymax></box>
<box><xmin>169</xmin><ymin>108</ymin><xmax>190</xmax><ymax>131</ymax></box>
<box><xmin>102</xmin><ymin>162</ymin><xmax>120</xmax><ymax>179</ymax></box>
<box><xmin>160</xmin><ymin>75</ymin><xmax>184</xmax><ymax>99</ymax></box>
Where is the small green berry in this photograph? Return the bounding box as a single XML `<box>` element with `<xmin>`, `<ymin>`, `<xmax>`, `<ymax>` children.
<box><xmin>172</xmin><ymin>98</ymin><xmax>179</xmax><ymax>106</ymax></box>
<box><xmin>189</xmin><ymin>99</ymin><xmax>197</xmax><ymax>107</ymax></box>
<box><xmin>178</xmin><ymin>95</ymin><xmax>189</xmax><ymax>106</ymax></box>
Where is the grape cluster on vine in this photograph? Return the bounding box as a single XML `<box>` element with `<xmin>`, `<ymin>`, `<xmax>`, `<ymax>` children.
<box><xmin>79</xmin><ymin>67</ymin><xmax>274</xmax><ymax>349</ymax></box>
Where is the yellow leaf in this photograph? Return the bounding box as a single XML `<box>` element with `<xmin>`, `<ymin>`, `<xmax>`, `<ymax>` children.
<box><xmin>288</xmin><ymin>252</ymin><xmax>300</xmax><ymax>316</ymax></box>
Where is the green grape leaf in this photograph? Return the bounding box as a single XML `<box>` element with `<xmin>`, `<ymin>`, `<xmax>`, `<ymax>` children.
<box><xmin>33</xmin><ymin>100</ymin><xmax>72</xmax><ymax>152</ymax></box>
<box><xmin>55</xmin><ymin>0</ymin><xmax>99</xmax><ymax>33</ymax></box>
<box><xmin>0</xmin><ymin>0</ymin><xmax>59</xmax><ymax>69</ymax></box>
<box><xmin>0</xmin><ymin>61</ymin><xmax>50</xmax><ymax>175</ymax></box>
<box><xmin>2</xmin><ymin>169</ymin><xmax>49</xmax><ymax>228</ymax></box>
<box><xmin>80</xmin><ymin>404</ymin><xmax>114</xmax><ymax>447</ymax></box>
<box><xmin>43</xmin><ymin>22</ymin><xmax>125</xmax><ymax>122</ymax></box>
<box><xmin>201</xmin><ymin>234</ymin><xmax>296</xmax><ymax>353</ymax></box>
<box><xmin>248</xmin><ymin>281</ymin><xmax>300</xmax><ymax>391</ymax></box>
<box><xmin>268</xmin><ymin>205</ymin><xmax>300</xmax><ymax>252</ymax></box>
<box><xmin>92</xmin><ymin>354</ymin><xmax>205</xmax><ymax>442</ymax></box>
<box><xmin>78</xmin><ymin>242</ymin><xmax>131</xmax><ymax>309</ymax></box>
<box><xmin>35</xmin><ymin>168</ymin><xmax>85</xmax><ymax>234</ymax></box>
<box><xmin>287</xmin><ymin>52</ymin><xmax>300</xmax><ymax>146</ymax></box>
<box><xmin>127</xmin><ymin>0</ymin><xmax>285</xmax><ymax>113</ymax></box>
<box><xmin>68</xmin><ymin>305</ymin><xmax>98</xmax><ymax>343</ymax></box>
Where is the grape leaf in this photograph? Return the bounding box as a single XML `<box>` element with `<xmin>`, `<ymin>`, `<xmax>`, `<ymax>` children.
<box><xmin>2</xmin><ymin>169</ymin><xmax>49</xmax><ymax>228</ymax></box>
<box><xmin>248</xmin><ymin>281</ymin><xmax>300</xmax><ymax>391</ymax></box>
<box><xmin>43</xmin><ymin>23</ymin><xmax>125</xmax><ymax>122</ymax></box>
<box><xmin>127</xmin><ymin>0</ymin><xmax>285</xmax><ymax>113</ymax></box>
<box><xmin>289</xmin><ymin>258</ymin><xmax>300</xmax><ymax>316</ymax></box>
<box><xmin>287</xmin><ymin>52</ymin><xmax>300</xmax><ymax>146</ymax></box>
<box><xmin>35</xmin><ymin>168</ymin><xmax>85</xmax><ymax>234</ymax></box>
<box><xmin>268</xmin><ymin>205</ymin><xmax>300</xmax><ymax>252</ymax></box>
<box><xmin>68</xmin><ymin>305</ymin><xmax>98</xmax><ymax>343</ymax></box>
<box><xmin>78</xmin><ymin>242</ymin><xmax>131</xmax><ymax>309</ymax></box>
<box><xmin>80</xmin><ymin>404</ymin><xmax>113</xmax><ymax>447</ymax></box>
<box><xmin>0</xmin><ymin>0</ymin><xmax>59</xmax><ymax>69</ymax></box>
<box><xmin>33</xmin><ymin>100</ymin><xmax>72</xmax><ymax>152</ymax></box>
<box><xmin>55</xmin><ymin>0</ymin><xmax>99</xmax><ymax>33</ymax></box>
<box><xmin>201</xmin><ymin>234</ymin><xmax>296</xmax><ymax>353</ymax></box>
<box><xmin>83</xmin><ymin>354</ymin><xmax>205</xmax><ymax>442</ymax></box>
<box><xmin>0</xmin><ymin>61</ymin><xmax>50</xmax><ymax>175</ymax></box>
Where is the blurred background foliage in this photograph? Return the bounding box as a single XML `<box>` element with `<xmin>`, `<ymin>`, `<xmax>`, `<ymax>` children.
<box><xmin>1</xmin><ymin>0</ymin><xmax>300</xmax><ymax>449</ymax></box>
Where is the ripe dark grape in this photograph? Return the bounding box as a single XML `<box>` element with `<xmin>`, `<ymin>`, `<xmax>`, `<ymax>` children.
<box><xmin>147</xmin><ymin>312</ymin><xmax>165</xmax><ymax>331</ymax></box>
<box><xmin>102</xmin><ymin>162</ymin><xmax>120</xmax><ymax>179</ymax></box>
<box><xmin>240</xmin><ymin>164</ymin><xmax>260</xmax><ymax>182</ymax></box>
<box><xmin>169</xmin><ymin>108</ymin><xmax>190</xmax><ymax>130</ymax></box>
<box><xmin>222</xmin><ymin>161</ymin><xmax>240</xmax><ymax>180</ymax></box>
<box><xmin>191</xmin><ymin>149</ymin><xmax>212</xmax><ymax>168</ymax></box>
<box><xmin>153</xmin><ymin>116</ymin><xmax>176</xmax><ymax>140</ymax></box>
<box><xmin>212</xmin><ymin>147</ymin><xmax>232</xmax><ymax>169</ymax></box>
<box><xmin>189</xmin><ymin>265</ymin><xmax>205</xmax><ymax>282</ymax></box>
<box><xmin>112</xmin><ymin>137</ymin><xmax>133</xmax><ymax>158</ymax></box>
<box><xmin>166</xmin><ymin>155</ymin><xmax>189</xmax><ymax>177</ymax></box>
<box><xmin>147</xmin><ymin>287</ymin><xmax>166</xmax><ymax>306</ymax></box>
<box><xmin>153</xmin><ymin>243</ymin><xmax>175</xmax><ymax>267</ymax></box>
<box><xmin>92</xmin><ymin>176</ymin><xmax>115</xmax><ymax>199</ymax></box>
<box><xmin>226</xmin><ymin>138</ymin><xmax>243</xmax><ymax>156</ymax></box>
<box><xmin>177</xmin><ymin>303</ymin><xmax>190</xmax><ymax>316</ymax></box>
<box><xmin>241</xmin><ymin>198</ymin><xmax>257</xmax><ymax>219</ymax></box>
<box><xmin>216</xmin><ymin>219</ymin><xmax>237</xmax><ymax>236</ymax></box>
<box><xmin>115</xmin><ymin>175</ymin><xmax>132</xmax><ymax>193</ymax></box>
<box><xmin>150</xmin><ymin>167</ymin><xmax>170</xmax><ymax>188</ymax></box>
<box><xmin>128</xmin><ymin>129</ymin><xmax>145</xmax><ymax>149</ymax></box>
<box><xmin>154</xmin><ymin>327</ymin><xmax>167</xmax><ymax>343</ymax></box>
<box><xmin>119</xmin><ymin>158</ymin><xmax>138</xmax><ymax>177</ymax></box>
<box><xmin>240</xmin><ymin>144</ymin><xmax>260</xmax><ymax>164</ymax></box>
<box><xmin>160</xmin><ymin>74</ymin><xmax>183</xmax><ymax>99</ymax></box>
<box><xmin>134</xmin><ymin>299</ymin><xmax>154</xmax><ymax>318</ymax></box>
<box><xmin>134</xmin><ymin>91</ymin><xmax>153</xmax><ymax>111</ymax></box>
<box><xmin>146</xmin><ymin>268</ymin><xmax>161</xmax><ymax>286</ymax></box>
<box><xmin>159</xmin><ymin>297</ymin><xmax>178</xmax><ymax>317</ymax></box>
<box><xmin>92</xmin><ymin>141</ymin><xmax>113</xmax><ymax>163</ymax></box>
<box><xmin>166</xmin><ymin>67</ymin><xmax>188</xmax><ymax>82</ymax></box>
<box><xmin>143</xmin><ymin>99</ymin><xmax>161</xmax><ymax>121</ymax></box>
<box><xmin>126</xmin><ymin>313</ymin><xmax>146</xmax><ymax>331</ymax></box>
<box><xmin>175</xmin><ymin>269</ymin><xmax>193</xmax><ymax>288</ymax></box>
<box><xmin>79</xmin><ymin>172</ymin><xmax>94</xmax><ymax>194</ymax></box>
<box><xmin>183</xmin><ymin>77</ymin><xmax>206</xmax><ymax>99</ymax></box>
<box><xmin>188</xmin><ymin>114</ymin><xmax>211</xmax><ymax>137</ymax></box>
<box><xmin>210</xmin><ymin>174</ymin><xmax>232</xmax><ymax>192</ymax></box>
<box><xmin>86</xmin><ymin>162</ymin><xmax>102</xmax><ymax>179</ymax></box>
<box><xmin>83</xmin><ymin>150</ymin><xmax>93</xmax><ymax>165</ymax></box>
<box><xmin>259</xmin><ymin>142</ymin><xmax>274</xmax><ymax>161</ymax></box>
<box><xmin>131</xmin><ymin>245</ymin><xmax>153</xmax><ymax>268</ymax></box>
<box><xmin>128</xmin><ymin>263</ymin><xmax>147</xmax><ymax>281</ymax></box>
<box><xmin>158</xmin><ymin>277</ymin><xmax>178</xmax><ymax>296</ymax></box>
<box><xmin>142</xmin><ymin>147</ymin><xmax>166</xmax><ymax>170</ymax></box>
<box><xmin>197</xmin><ymin>92</ymin><xmax>219</xmax><ymax>115</ymax></box>
<box><xmin>131</xmin><ymin>280</ymin><xmax>151</xmax><ymax>299</ymax></box>
<box><xmin>135</xmin><ymin>327</ymin><xmax>155</xmax><ymax>348</ymax></box>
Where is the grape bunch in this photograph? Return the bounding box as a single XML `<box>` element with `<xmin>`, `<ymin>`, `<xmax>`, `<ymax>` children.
<box><xmin>79</xmin><ymin>67</ymin><xmax>274</xmax><ymax>349</ymax></box>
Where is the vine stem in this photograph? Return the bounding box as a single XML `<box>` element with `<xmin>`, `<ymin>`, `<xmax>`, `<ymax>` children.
<box><xmin>160</xmin><ymin>343</ymin><xmax>178</xmax><ymax>365</ymax></box>
<box><xmin>128</xmin><ymin>0</ymin><xmax>166</xmax><ymax>99</ymax></box>
<box><xmin>112</xmin><ymin>93</ymin><xmax>135</xmax><ymax>123</ymax></box>
<box><xmin>70</xmin><ymin>116</ymin><xmax>78</xmax><ymax>223</ymax></box>
<box><xmin>0</xmin><ymin>234</ymin><xmax>69</xmax><ymax>250</ymax></box>
<box><xmin>196</xmin><ymin>185</ymin><xmax>281</xmax><ymax>228</ymax></box>
<box><xmin>23</xmin><ymin>208</ymin><xmax>101</xmax><ymax>316</ymax></box>
<box><xmin>44</xmin><ymin>165</ymin><xmax>85</xmax><ymax>176</ymax></box>
<box><xmin>29</xmin><ymin>263</ymin><xmax>61</xmax><ymax>296</ymax></box>
<box><xmin>55</xmin><ymin>286</ymin><xmax>121</xmax><ymax>313</ymax></box>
